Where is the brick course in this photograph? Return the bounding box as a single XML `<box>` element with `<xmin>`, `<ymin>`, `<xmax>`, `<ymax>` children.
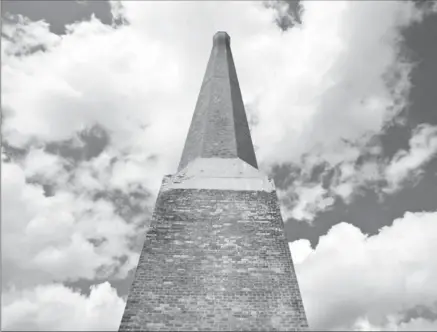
<box><xmin>119</xmin><ymin>187</ymin><xmax>308</xmax><ymax>331</ymax></box>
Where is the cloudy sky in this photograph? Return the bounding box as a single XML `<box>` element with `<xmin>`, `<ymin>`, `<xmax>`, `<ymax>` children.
<box><xmin>2</xmin><ymin>0</ymin><xmax>437</xmax><ymax>330</ymax></box>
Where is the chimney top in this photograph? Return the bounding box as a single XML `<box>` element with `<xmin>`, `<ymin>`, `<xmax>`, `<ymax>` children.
<box><xmin>177</xmin><ymin>31</ymin><xmax>258</xmax><ymax>172</ymax></box>
<box><xmin>213</xmin><ymin>31</ymin><xmax>230</xmax><ymax>47</ymax></box>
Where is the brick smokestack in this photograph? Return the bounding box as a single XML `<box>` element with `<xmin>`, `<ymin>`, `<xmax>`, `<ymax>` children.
<box><xmin>118</xmin><ymin>32</ymin><xmax>309</xmax><ymax>332</ymax></box>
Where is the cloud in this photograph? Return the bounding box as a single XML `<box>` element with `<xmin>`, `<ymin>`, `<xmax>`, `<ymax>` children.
<box><xmin>1</xmin><ymin>160</ymin><xmax>139</xmax><ymax>289</ymax></box>
<box><xmin>252</xmin><ymin>1</ymin><xmax>424</xmax><ymax>167</ymax></box>
<box><xmin>353</xmin><ymin>315</ymin><xmax>437</xmax><ymax>331</ymax></box>
<box><xmin>2</xmin><ymin>1</ymin><xmax>435</xmax><ymax>225</ymax></box>
<box><xmin>331</xmin><ymin>122</ymin><xmax>437</xmax><ymax>199</ymax></box>
<box><xmin>290</xmin><ymin>211</ymin><xmax>437</xmax><ymax>330</ymax></box>
<box><xmin>22</xmin><ymin>148</ymin><xmax>70</xmax><ymax>183</ymax></box>
<box><xmin>2</xmin><ymin>282</ymin><xmax>125</xmax><ymax>331</ymax></box>
<box><xmin>279</xmin><ymin>182</ymin><xmax>335</xmax><ymax>222</ymax></box>
<box><xmin>385</xmin><ymin>123</ymin><xmax>437</xmax><ymax>193</ymax></box>
<box><xmin>3</xmin><ymin>1</ymin><xmax>432</xmax><ymax>168</ymax></box>
<box><xmin>280</xmin><ymin>122</ymin><xmax>437</xmax><ymax>221</ymax></box>
<box><xmin>2</xmin><ymin>1</ymin><xmax>437</xmax><ymax>330</ymax></box>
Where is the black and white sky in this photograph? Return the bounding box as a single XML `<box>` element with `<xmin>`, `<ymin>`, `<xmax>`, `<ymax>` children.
<box><xmin>1</xmin><ymin>0</ymin><xmax>437</xmax><ymax>330</ymax></box>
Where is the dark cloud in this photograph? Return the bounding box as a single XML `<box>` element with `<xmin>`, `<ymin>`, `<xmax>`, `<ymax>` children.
<box><xmin>64</xmin><ymin>267</ymin><xmax>135</xmax><ymax>299</ymax></box>
<box><xmin>1</xmin><ymin>0</ymin><xmax>113</xmax><ymax>35</ymax></box>
<box><xmin>402</xmin><ymin>303</ymin><xmax>437</xmax><ymax>324</ymax></box>
<box><xmin>285</xmin><ymin>156</ymin><xmax>437</xmax><ymax>248</ymax></box>
<box><xmin>2</xmin><ymin>142</ymin><xmax>28</xmax><ymax>161</ymax></box>
<box><xmin>45</xmin><ymin>125</ymin><xmax>109</xmax><ymax>164</ymax></box>
<box><xmin>270</xmin><ymin>0</ymin><xmax>303</xmax><ymax>31</ymax></box>
<box><xmin>41</xmin><ymin>184</ymin><xmax>54</xmax><ymax>197</ymax></box>
<box><xmin>402</xmin><ymin>13</ymin><xmax>437</xmax><ymax>127</ymax></box>
<box><xmin>308</xmin><ymin>162</ymin><xmax>330</xmax><ymax>184</ymax></box>
<box><xmin>93</xmin><ymin>188</ymin><xmax>151</xmax><ymax>228</ymax></box>
<box><xmin>282</xmin><ymin>11</ymin><xmax>437</xmax><ymax>249</ymax></box>
<box><xmin>260</xmin><ymin>0</ymin><xmax>303</xmax><ymax>31</ymax></box>
<box><xmin>270</xmin><ymin>163</ymin><xmax>301</xmax><ymax>191</ymax></box>
<box><xmin>379</xmin><ymin>12</ymin><xmax>437</xmax><ymax>159</ymax></box>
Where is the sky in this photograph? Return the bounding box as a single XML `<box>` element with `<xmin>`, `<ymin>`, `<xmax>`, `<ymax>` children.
<box><xmin>1</xmin><ymin>0</ymin><xmax>437</xmax><ymax>330</ymax></box>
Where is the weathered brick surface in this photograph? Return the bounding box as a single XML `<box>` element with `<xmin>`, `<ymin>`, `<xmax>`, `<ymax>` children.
<box><xmin>119</xmin><ymin>187</ymin><xmax>308</xmax><ymax>331</ymax></box>
<box><xmin>177</xmin><ymin>32</ymin><xmax>258</xmax><ymax>172</ymax></box>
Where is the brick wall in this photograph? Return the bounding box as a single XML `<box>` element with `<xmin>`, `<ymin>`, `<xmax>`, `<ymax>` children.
<box><xmin>119</xmin><ymin>188</ymin><xmax>308</xmax><ymax>331</ymax></box>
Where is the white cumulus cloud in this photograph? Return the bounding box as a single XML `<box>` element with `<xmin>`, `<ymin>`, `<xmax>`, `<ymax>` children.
<box><xmin>1</xmin><ymin>161</ymin><xmax>138</xmax><ymax>289</ymax></box>
<box><xmin>290</xmin><ymin>211</ymin><xmax>437</xmax><ymax>330</ymax></box>
<box><xmin>2</xmin><ymin>282</ymin><xmax>125</xmax><ymax>331</ymax></box>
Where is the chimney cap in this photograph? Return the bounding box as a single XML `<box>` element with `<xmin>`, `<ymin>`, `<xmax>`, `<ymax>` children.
<box><xmin>213</xmin><ymin>31</ymin><xmax>230</xmax><ymax>46</ymax></box>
